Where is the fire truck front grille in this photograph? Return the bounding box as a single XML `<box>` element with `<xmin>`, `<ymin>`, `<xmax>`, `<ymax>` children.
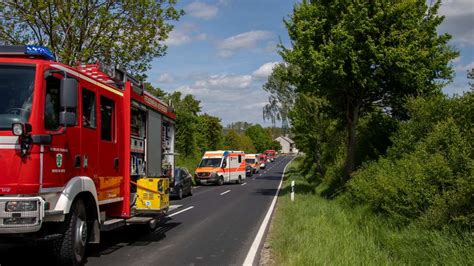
<box><xmin>0</xmin><ymin>198</ymin><xmax>43</xmax><ymax>229</ymax></box>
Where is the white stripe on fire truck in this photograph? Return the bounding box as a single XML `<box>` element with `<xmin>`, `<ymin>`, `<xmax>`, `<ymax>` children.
<box><xmin>51</xmin><ymin>64</ymin><xmax>124</xmax><ymax>97</ymax></box>
<box><xmin>0</xmin><ymin>136</ymin><xmax>19</xmax><ymax>144</ymax></box>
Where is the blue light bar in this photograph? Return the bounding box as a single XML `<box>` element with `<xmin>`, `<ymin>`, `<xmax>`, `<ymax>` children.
<box><xmin>25</xmin><ymin>45</ymin><xmax>55</xmax><ymax>61</ymax></box>
<box><xmin>0</xmin><ymin>45</ymin><xmax>56</xmax><ymax>61</ymax></box>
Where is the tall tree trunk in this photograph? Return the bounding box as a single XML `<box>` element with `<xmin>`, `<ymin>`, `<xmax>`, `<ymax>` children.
<box><xmin>344</xmin><ymin>103</ymin><xmax>360</xmax><ymax>180</ymax></box>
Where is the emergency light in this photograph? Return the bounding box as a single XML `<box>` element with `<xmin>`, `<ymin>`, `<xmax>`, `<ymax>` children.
<box><xmin>0</xmin><ymin>45</ymin><xmax>55</xmax><ymax>61</ymax></box>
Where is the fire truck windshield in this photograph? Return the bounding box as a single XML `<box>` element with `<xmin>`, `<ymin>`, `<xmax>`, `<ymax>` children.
<box><xmin>0</xmin><ymin>65</ymin><xmax>35</xmax><ymax>130</ymax></box>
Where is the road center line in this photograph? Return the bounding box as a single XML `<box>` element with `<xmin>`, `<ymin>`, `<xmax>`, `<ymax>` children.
<box><xmin>243</xmin><ymin>157</ymin><xmax>295</xmax><ymax>266</ymax></box>
<box><xmin>220</xmin><ymin>190</ymin><xmax>231</xmax><ymax>195</ymax></box>
<box><xmin>241</xmin><ymin>182</ymin><xmax>247</xmax><ymax>186</ymax></box>
<box><xmin>168</xmin><ymin>206</ymin><xmax>194</xmax><ymax>217</ymax></box>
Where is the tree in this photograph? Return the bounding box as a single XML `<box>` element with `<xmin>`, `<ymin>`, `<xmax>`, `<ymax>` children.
<box><xmin>0</xmin><ymin>0</ymin><xmax>183</xmax><ymax>75</ymax></box>
<box><xmin>144</xmin><ymin>82</ymin><xmax>166</xmax><ymax>99</ymax></box>
<box><xmin>196</xmin><ymin>114</ymin><xmax>223</xmax><ymax>151</ymax></box>
<box><xmin>226</xmin><ymin>121</ymin><xmax>252</xmax><ymax>134</ymax></box>
<box><xmin>245</xmin><ymin>124</ymin><xmax>274</xmax><ymax>152</ymax></box>
<box><xmin>167</xmin><ymin>92</ymin><xmax>201</xmax><ymax>116</ymax></box>
<box><xmin>223</xmin><ymin>130</ymin><xmax>256</xmax><ymax>153</ymax></box>
<box><xmin>262</xmin><ymin>63</ymin><xmax>296</xmax><ymax>134</ymax></box>
<box><xmin>469</xmin><ymin>68</ymin><xmax>474</xmax><ymax>90</ymax></box>
<box><xmin>168</xmin><ymin>92</ymin><xmax>202</xmax><ymax>157</ymax></box>
<box><xmin>224</xmin><ymin>130</ymin><xmax>241</xmax><ymax>150</ymax></box>
<box><xmin>282</xmin><ymin>0</ymin><xmax>458</xmax><ymax>178</ymax></box>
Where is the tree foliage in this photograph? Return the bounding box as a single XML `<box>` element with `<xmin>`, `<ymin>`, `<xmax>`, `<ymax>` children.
<box><xmin>282</xmin><ymin>0</ymin><xmax>458</xmax><ymax>177</ymax></box>
<box><xmin>263</xmin><ymin>63</ymin><xmax>296</xmax><ymax>131</ymax></box>
<box><xmin>349</xmin><ymin>93</ymin><xmax>474</xmax><ymax>228</ymax></box>
<box><xmin>0</xmin><ymin>0</ymin><xmax>183</xmax><ymax>75</ymax></box>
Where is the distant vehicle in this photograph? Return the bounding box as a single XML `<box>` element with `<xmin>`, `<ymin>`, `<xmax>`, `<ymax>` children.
<box><xmin>265</xmin><ymin>150</ymin><xmax>277</xmax><ymax>162</ymax></box>
<box><xmin>171</xmin><ymin>167</ymin><xmax>193</xmax><ymax>199</ymax></box>
<box><xmin>246</xmin><ymin>164</ymin><xmax>253</xmax><ymax>177</ymax></box>
<box><xmin>245</xmin><ymin>153</ymin><xmax>259</xmax><ymax>173</ymax></box>
<box><xmin>259</xmin><ymin>154</ymin><xmax>268</xmax><ymax>169</ymax></box>
<box><xmin>195</xmin><ymin>151</ymin><xmax>246</xmax><ymax>185</ymax></box>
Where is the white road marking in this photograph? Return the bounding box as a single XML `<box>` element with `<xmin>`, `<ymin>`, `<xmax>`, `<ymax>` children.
<box><xmin>241</xmin><ymin>182</ymin><xmax>247</xmax><ymax>186</ymax></box>
<box><xmin>220</xmin><ymin>190</ymin><xmax>231</xmax><ymax>195</ymax></box>
<box><xmin>168</xmin><ymin>206</ymin><xmax>194</xmax><ymax>217</ymax></box>
<box><xmin>194</xmin><ymin>186</ymin><xmax>201</xmax><ymax>189</ymax></box>
<box><xmin>243</xmin><ymin>157</ymin><xmax>295</xmax><ymax>266</ymax></box>
<box><xmin>168</xmin><ymin>205</ymin><xmax>182</xmax><ymax>212</ymax></box>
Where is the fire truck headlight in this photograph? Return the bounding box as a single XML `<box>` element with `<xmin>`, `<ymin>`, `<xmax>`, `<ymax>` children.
<box><xmin>5</xmin><ymin>201</ymin><xmax>38</xmax><ymax>212</ymax></box>
<box><xmin>12</xmin><ymin>123</ymin><xmax>24</xmax><ymax>136</ymax></box>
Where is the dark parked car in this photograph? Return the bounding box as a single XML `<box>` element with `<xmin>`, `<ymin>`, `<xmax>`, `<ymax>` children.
<box><xmin>170</xmin><ymin>167</ymin><xmax>193</xmax><ymax>199</ymax></box>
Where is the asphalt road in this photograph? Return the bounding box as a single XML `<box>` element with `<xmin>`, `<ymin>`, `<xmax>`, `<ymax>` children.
<box><xmin>0</xmin><ymin>155</ymin><xmax>293</xmax><ymax>266</ymax></box>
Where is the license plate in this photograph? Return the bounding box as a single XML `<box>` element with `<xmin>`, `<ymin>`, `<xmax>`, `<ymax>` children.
<box><xmin>201</xmin><ymin>180</ymin><xmax>207</xmax><ymax>184</ymax></box>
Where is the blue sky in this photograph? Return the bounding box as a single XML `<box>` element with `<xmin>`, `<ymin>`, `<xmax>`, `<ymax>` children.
<box><xmin>147</xmin><ymin>0</ymin><xmax>474</xmax><ymax>126</ymax></box>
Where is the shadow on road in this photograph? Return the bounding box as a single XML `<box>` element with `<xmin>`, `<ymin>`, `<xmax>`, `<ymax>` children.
<box><xmin>0</xmin><ymin>220</ymin><xmax>181</xmax><ymax>265</ymax></box>
<box><xmin>86</xmin><ymin>220</ymin><xmax>180</xmax><ymax>259</ymax></box>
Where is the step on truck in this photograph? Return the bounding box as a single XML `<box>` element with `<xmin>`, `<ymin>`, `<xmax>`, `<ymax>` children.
<box><xmin>195</xmin><ymin>151</ymin><xmax>246</xmax><ymax>185</ymax></box>
<box><xmin>0</xmin><ymin>45</ymin><xmax>176</xmax><ymax>265</ymax></box>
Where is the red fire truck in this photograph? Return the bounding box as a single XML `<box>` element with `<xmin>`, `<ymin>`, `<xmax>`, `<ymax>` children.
<box><xmin>0</xmin><ymin>45</ymin><xmax>176</xmax><ymax>265</ymax></box>
<box><xmin>264</xmin><ymin>149</ymin><xmax>276</xmax><ymax>162</ymax></box>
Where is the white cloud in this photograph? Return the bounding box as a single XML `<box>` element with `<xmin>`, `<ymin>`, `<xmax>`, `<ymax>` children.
<box><xmin>174</xmin><ymin>78</ymin><xmax>268</xmax><ymax>124</ymax></box>
<box><xmin>217</xmin><ymin>30</ymin><xmax>273</xmax><ymax>57</ymax></box>
<box><xmin>166</xmin><ymin>30</ymin><xmax>191</xmax><ymax>46</ymax></box>
<box><xmin>438</xmin><ymin>0</ymin><xmax>474</xmax><ymax>46</ymax></box>
<box><xmin>157</xmin><ymin>73</ymin><xmax>174</xmax><ymax>83</ymax></box>
<box><xmin>186</xmin><ymin>2</ymin><xmax>219</xmax><ymax>20</ymax></box>
<box><xmin>454</xmin><ymin>61</ymin><xmax>474</xmax><ymax>73</ymax></box>
<box><xmin>218</xmin><ymin>31</ymin><xmax>273</xmax><ymax>50</ymax></box>
<box><xmin>253</xmin><ymin>62</ymin><xmax>279</xmax><ymax>79</ymax></box>
<box><xmin>165</xmin><ymin>23</ymin><xmax>208</xmax><ymax>46</ymax></box>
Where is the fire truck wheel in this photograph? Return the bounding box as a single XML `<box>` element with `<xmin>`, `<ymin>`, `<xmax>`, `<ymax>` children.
<box><xmin>54</xmin><ymin>199</ymin><xmax>88</xmax><ymax>266</ymax></box>
<box><xmin>217</xmin><ymin>177</ymin><xmax>224</xmax><ymax>186</ymax></box>
<box><xmin>236</xmin><ymin>176</ymin><xmax>242</xmax><ymax>184</ymax></box>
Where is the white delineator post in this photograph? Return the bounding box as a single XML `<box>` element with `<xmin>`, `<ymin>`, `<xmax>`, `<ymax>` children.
<box><xmin>291</xmin><ymin>180</ymin><xmax>295</xmax><ymax>201</ymax></box>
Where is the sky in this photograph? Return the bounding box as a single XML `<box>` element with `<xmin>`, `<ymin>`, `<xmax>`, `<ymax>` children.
<box><xmin>147</xmin><ymin>0</ymin><xmax>474</xmax><ymax>127</ymax></box>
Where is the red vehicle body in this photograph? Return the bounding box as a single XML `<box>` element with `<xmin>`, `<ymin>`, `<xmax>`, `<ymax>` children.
<box><xmin>0</xmin><ymin>46</ymin><xmax>176</xmax><ymax>264</ymax></box>
<box><xmin>264</xmin><ymin>149</ymin><xmax>276</xmax><ymax>162</ymax></box>
<box><xmin>258</xmin><ymin>153</ymin><xmax>268</xmax><ymax>169</ymax></box>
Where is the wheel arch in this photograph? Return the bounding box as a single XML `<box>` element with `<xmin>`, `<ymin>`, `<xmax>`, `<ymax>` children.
<box><xmin>54</xmin><ymin>176</ymin><xmax>100</xmax><ymax>223</ymax></box>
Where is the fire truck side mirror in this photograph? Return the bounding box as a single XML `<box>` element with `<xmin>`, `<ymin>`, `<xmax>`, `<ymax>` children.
<box><xmin>60</xmin><ymin>78</ymin><xmax>78</xmax><ymax>126</ymax></box>
<box><xmin>60</xmin><ymin>78</ymin><xmax>78</xmax><ymax>109</ymax></box>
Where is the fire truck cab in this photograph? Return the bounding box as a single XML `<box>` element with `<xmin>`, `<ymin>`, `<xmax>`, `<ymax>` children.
<box><xmin>0</xmin><ymin>45</ymin><xmax>176</xmax><ymax>265</ymax></box>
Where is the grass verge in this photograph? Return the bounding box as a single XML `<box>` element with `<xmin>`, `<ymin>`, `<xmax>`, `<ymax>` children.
<box><xmin>265</xmin><ymin>157</ymin><xmax>473</xmax><ymax>265</ymax></box>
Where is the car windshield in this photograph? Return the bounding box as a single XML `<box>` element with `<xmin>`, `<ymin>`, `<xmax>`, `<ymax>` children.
<box><xmin>246</xmin><ymin>159</ymin><xmax>256</xmax><ymax>164</ymax></box>
<box><xmin>173</xmin><ymin>168</ymin><xmax>181</xmax><ymax>180</ymax></box>
<box><xmin>0</xmin><ymin>65</ymin><xmax>35</xmax><ymax>129</ymax></box>
<box><xmin>199</xmin><ymin>158</ymin><xmax>222</xmax><ymax>167</ymax></box>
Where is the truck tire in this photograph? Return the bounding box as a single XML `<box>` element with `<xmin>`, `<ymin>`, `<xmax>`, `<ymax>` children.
<box><xmin>53</xmin><ymin>199</ymin><xmax>88</xmax><ymax>266</ymax></box>
<box><xmin>236</xmin><ymin>176</ymin><xmax>242</xmax><ymax>184</ymax></box>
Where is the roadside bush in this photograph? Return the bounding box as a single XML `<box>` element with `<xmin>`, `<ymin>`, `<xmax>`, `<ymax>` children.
<box><xmin>349</xmin><ymin>93</ymin><xmax>474</xmax><ymax>229</ymax></box>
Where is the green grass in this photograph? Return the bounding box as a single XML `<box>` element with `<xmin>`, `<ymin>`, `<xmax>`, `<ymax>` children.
<box><xmin>268</xmin><ymin>157</ymin><xmax>474</xmax><ymax>265</ymax></box>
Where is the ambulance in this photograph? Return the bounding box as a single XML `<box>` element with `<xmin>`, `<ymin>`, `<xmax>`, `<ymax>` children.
<box><xmin>245</xmin><ymin>154</ymin><xmax>259</xmax><ymax>174</ymax></box>
<box><xmin>195</xmin><ymin>151</ymin><xmax>246</xmax><ymax>185</ymax></box>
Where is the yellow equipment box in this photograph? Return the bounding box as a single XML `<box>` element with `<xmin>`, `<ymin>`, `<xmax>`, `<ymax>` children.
<box><xmin>136</xmin><ymin>178</ymin><xmax>169</xmax><ymax>211</ymax></box>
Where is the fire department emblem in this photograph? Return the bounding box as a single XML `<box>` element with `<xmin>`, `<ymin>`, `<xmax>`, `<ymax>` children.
<box><xmin>56</xmin><ymin>153</ymin><xmax>63</xmax><ymax>168</ymax></box>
